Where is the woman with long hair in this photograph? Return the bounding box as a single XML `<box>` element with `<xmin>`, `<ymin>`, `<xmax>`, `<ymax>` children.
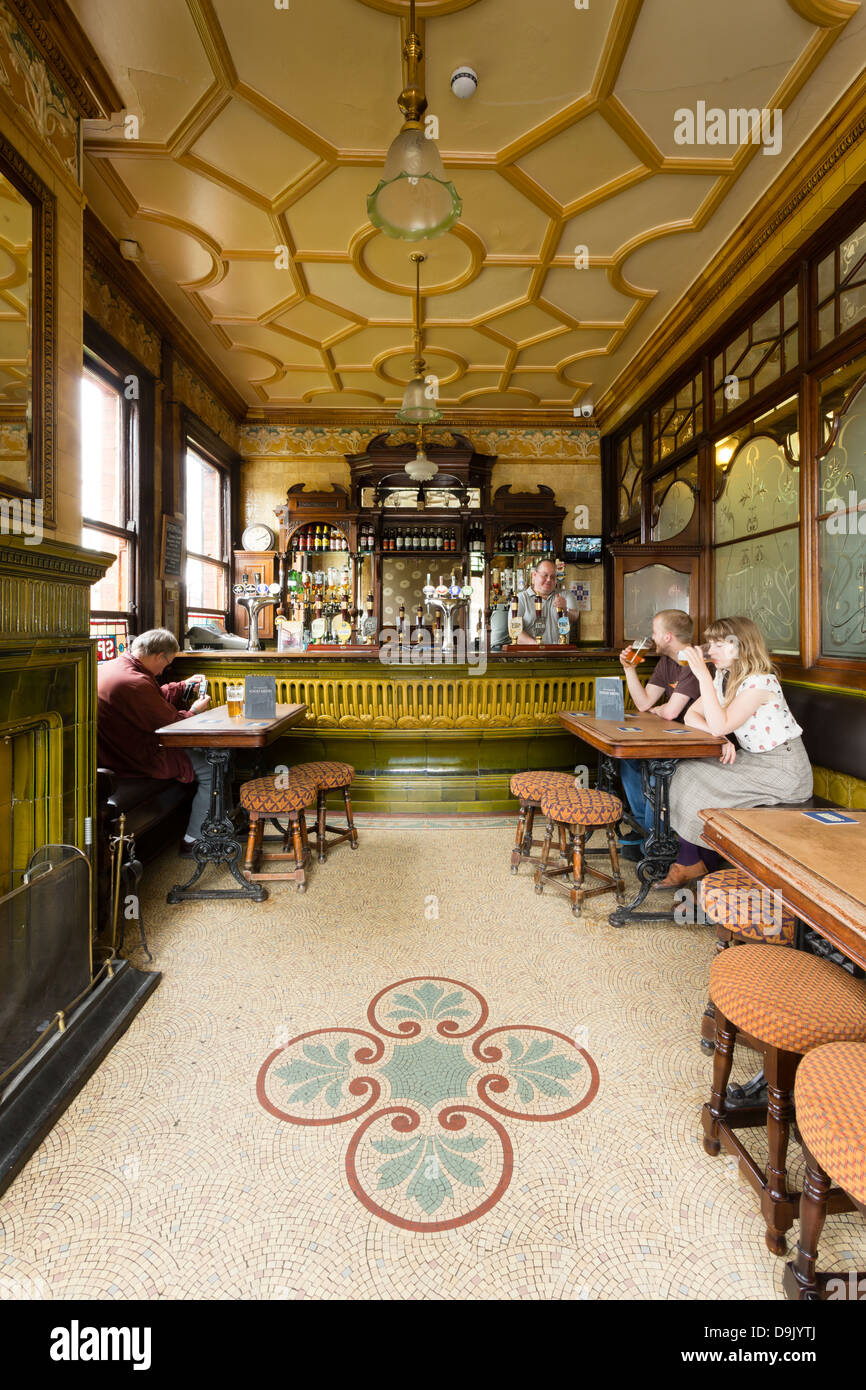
<box><xmin>657</xmin><ymin>615</ymin><xmax>813</xmax><ymax>888</ymax></box>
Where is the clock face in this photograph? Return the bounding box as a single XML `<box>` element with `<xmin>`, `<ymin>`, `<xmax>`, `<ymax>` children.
<box><xmin>242</xmin><ymin>524</ymin><xmax>275</xmax><ymax>551</ymax></box>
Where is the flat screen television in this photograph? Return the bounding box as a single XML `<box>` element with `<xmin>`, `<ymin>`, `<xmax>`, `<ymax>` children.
<box><xmin>562</xmin><ymin>534</ymin><xmax>603</xmax><ymax>565</ymax></box>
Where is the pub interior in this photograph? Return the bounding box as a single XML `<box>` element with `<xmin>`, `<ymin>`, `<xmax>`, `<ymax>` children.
<box><xmin>0</xmin><ymin>0</ymin><xmax>865</xmax><ymax>1323</ymax></box>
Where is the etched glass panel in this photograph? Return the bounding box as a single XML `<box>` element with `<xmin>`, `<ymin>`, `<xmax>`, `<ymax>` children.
<box><xmin>652</xmin><ymin>455</ymin><xmax>699</xmax><ymax>542</ymax></box>
<box><xmin>714</xmin><ymin>531</ymin><xmax>799</xmax><ymax>655</ymax></box>
<box><xmin>714</xmin><ymin>434</ymin><xmax>799</xmax><ymax>544</ymax></box>
<box><xmin>623</xmin><ymin>564</ymin><xmax>690</xmax><ymax>643</ymax></box>
<box><xmin>818</xmin><ymin>372</ymin><xmax>866</xmax><ymax>659</ymax></box>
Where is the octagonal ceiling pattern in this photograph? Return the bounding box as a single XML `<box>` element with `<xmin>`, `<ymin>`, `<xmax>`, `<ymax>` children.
<box><xmin>74</xmin><ymin>0</ymin><xmax>866</xmax><ymax>414</ymax></box>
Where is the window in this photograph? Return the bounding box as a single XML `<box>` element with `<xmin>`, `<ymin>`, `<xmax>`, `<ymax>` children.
<box><xmin>185</xmin><ymin>445</ymin><xmax>228</xmax><ymax>618</ymax></box>
<box><xmin>712</xmin><ymin>285</ymin><xmax>798</xmax><ymax>419</ymax></box>
<box><xmin>616</xmin><ymin>425</ymin><xmax>643</xmax><ymax>529</ymax></box>
<box><xmin>816</xmin><ymin>217</ymin><xmax>866</xmax><ymax>350</ymax></box>
<box><xmin>650</xmin><ymin>373</ymin><xmax>703</xmax><ymax>465</ymax></box>
<box><xmin>81</xmin><ymin>364</ymin><xmax>138</xmax><ymax>623</ymax></box>
<box><xmin>817</xmin><ymin>351</ymin><xmax>866</xmax><ymax>660</ymax></box>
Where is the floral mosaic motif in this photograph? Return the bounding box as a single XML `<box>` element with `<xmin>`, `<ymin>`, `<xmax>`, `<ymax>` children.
<box><xmin>257</xmin><ymin>977</ymin><xmax>599</xmax><ymax>1231</ymax></box>
<box><xmin>0</xmin><ymin>5</ymin><xmax>78</xmax><ymax>181</ymax></box>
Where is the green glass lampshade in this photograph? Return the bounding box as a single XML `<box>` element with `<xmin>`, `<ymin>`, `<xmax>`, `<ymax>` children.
<box><xmin>397</xmin><ymin>374</ymin><xmax>442</xmax><ymax>424</ymax></box>
<box><xmin>367</xmin><ymin>125</ymin><xmax>462</xmax><ymax>241</ymax></box>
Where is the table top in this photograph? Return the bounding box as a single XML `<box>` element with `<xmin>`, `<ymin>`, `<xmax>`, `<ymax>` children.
<box><xmin>155</xmin><ymin>702</ymin><xmax>307</xmax><ymax>749</ymax></box>
<box><xmin>558</xmin><ymin>710</ymin><xmax>725</xmax><ymax>759</ymax></box>
<box><xmin>699</xmin><ymin>807</ymin><xmax>866</xmax><ymax>969</ymax></box>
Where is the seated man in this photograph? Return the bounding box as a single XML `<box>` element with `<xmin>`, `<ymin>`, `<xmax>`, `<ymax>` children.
<box><xmin>617</xmin><ymin>609</ymin><xmax>702</xmax><ymax>854</ymax></box>
<box><xmin>97</xmin><ymin>628</ymin><xmax>212</xmax><ymax>854</ymax></box>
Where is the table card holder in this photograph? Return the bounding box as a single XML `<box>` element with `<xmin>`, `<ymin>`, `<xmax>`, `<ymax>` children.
<box><xmin>594</xmin><ymin>677</ymin><xmax>625</xmax><ymax>722</ymax></box>
<box><xmin>244</xmin><ymin>675</ymin><xmax>277</xmax><ymax>720</ymax></box>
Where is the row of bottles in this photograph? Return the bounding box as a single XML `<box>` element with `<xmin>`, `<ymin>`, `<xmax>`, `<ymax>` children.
<box><xmin>383</xmin><ymin>527</ymin><xmax>457</xmax><ymax>552</ymax></box>
<box><xmin>495</xmin><ymin>531</ymin><xmax>554</xmax><ymax>554</ymax></box>
<box><xmin>467</xmin><ymin>524</ymin><xmax>485</xmax><ymax>553</ymax></box>
<box><xmin>293</xmin><ymin>524</ymin><xmax>349</xmax><ymax>552</ymax></box>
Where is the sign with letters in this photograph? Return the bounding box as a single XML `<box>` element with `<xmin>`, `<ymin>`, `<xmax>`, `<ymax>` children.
<box><xmin>243</xmin><ymin>675</ymin><xmax>277</xmax><ymax>720</ymax></box>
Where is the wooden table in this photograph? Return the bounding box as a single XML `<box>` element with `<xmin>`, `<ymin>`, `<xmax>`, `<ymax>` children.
<box><xmin>558</xmin><ymin>711</ymin><xmax>725</xmax><ymax>926</ymax></box>
<box><xmin>156</xmin><ymin>703</ymin><xmax>307</xmax><ymax>903</ymax></box>
<box><xmin>700</xmin><ymin>807</ymin><xmax>866</xmax><ymax>971</ymax></box>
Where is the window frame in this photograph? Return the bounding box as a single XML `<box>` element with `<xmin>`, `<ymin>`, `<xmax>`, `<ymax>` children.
<box><xmin>81</xmin><ymin>353</ymin><xmax>139</xmax><ymax>627</ymax></box>
<box><xmin>182</xmin><ymin>415</ymin><xmax>237</xmax><ymax>629</ymax></box>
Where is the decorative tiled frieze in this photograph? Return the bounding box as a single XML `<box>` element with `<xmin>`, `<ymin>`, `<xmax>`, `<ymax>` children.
<box><xmin>174</xmin><ymin>357</ymin><xmax>240</xmax><ymax>451</ymax></box>
<box><xmin>83</xmin><ymin>260</ymin><xmax>162</xmax><ymax>376</ymax></box>
<box><xmin>0</xmin><ymin>0</ymin><xmax>78</xmax><ymax>182</ymax></box>
<box><xmin>240</xmin><ymin>423</ymin><xmax>600</xmax><ymax>462</ymax></box>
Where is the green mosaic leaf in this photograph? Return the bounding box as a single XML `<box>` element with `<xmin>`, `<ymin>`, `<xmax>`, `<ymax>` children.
<box><xmin>275</xmin><ymin>1059</ymin><xmax>336</xmax><ymax>1086</ymax></box>
<box><xmin>521</xmin><ymin>1037</ymin><xmax>555</xmax><ymax>1063</ymax></box>
<box><xmin>302</xmin><ymin>1042</ymin><xmax>337</xmax><ymax>1066</ymax></box>
<box><xmin>388</xmin><ymin>994</ymin><xmax>426</xmax><ymax>1017</ymax></box>
<box><xmin>414</xmin><ymin>982</ymin><xmax>445</xmax><ymax>1013</ymax></box>
<box><xmin>521</xmin><ymin>1070</ymin><xmax>570</xmax><ymax>1099</ymax></box>
<box><xmin>432</xmin><ymin>991</ymin><xmax>466</xmax><ymax>1017</ymax></box>
<box><xmin>515</xmin><ymin>1075</ymin><xmax>534</xmax><ymax>1105</ymax></box>
<box><xmin>324</xmin><ymin>1078</ymin><xmax>344</xmax><ymax>1109</ymax></box>
<box><xmin>434</xmin><ymin>1141</ymin><xmax>484</xmax><ymax>1189</ymax></box>
<box><xmin>438</xmin><ymin>1133</ymin><xmax>487</xmax><ymax>1154</ymax></box>
<box><xmin>376</xmin><ymin>1141</ymin><xmax>424</xmax><ymax>1189</ymax></box>
<box><xmin>286</xmin><ymin>1076</ymin><xmax>334</xmax><ymax>1106</ymax></box>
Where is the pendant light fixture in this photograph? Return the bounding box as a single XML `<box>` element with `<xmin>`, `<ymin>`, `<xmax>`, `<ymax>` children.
<box><xmin>398</xmin><ymin>252</ymin><xmax>442</xmax><ymax>425</ymax></box>
<box><xmin>405</xmin><ymin>423</ymin><xmax>437</xmax><ymax>483</ymax></box>
<box><xmin>367</xmin><ymin>0</ymin><xmax>461</xmax><ymax>241</ymax></box>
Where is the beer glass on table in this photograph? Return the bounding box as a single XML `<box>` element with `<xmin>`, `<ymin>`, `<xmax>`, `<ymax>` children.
<box><xmin>226</xmin><ymin>683</ymin><xmax>244</xmax><ymax>719</ymax></box>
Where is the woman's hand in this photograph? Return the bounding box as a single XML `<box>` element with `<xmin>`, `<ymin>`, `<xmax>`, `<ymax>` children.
<box><xmin>680</xmin><ymin>644</ymin><xmax>710</xmax><ymax>678</ymax></box>
<box><xmin>718</xmin><ymin>738</ymin><xmax>737</xmax><ymax>765</ymax></box>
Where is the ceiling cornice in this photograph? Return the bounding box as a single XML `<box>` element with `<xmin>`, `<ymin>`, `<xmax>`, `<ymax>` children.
<box><xmin>6</xmin><ymin>0</ymin><xmax>124</xmax><ymax>117</ymax></box>
<box><xmin>244</xmin><ymin>409</ymin><xmax>595</xmax><ymax>430</ymax></box>
<box><xmin>84</xmin><ymin>209</ymin><xmax>248</xmax><ymax>420</ymax></box>
<box><xmin>595</xmin><ymin>68</ymin><xmax>866</xmax><ymax>432</ymax></box>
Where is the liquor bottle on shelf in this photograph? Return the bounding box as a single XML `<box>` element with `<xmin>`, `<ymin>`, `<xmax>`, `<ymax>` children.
<box><xmin>395</xmin><ymin>526</ymin><xmax>403</xmax><ymax>550</ymax></box>
<box><xmin>435</xmin><ymin>527</ymin><xmax>443</xmax><ymax>550</ymax></box>
<box><xmin>412</xmin><ymin>528</ymin><xmax>420</xmax><ymax>550</ymax></box>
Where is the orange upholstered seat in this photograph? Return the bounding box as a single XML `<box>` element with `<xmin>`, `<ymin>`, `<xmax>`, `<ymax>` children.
<box><xmin>292</xmin><ymin>760</ymin><xmax>355</xmax><ymax>790</ymax></box>
<box><xmin>699</xmin><ymin>868</ymin><xmax>797</xmax><ymax>943</ymax></box>
<box><xmin>239</xmin><ymin>771</ymin><xmax>316</xmax><ymax>814</ymax></box>
<box><xmin>538</xmin><ymin>785</ymin><xmax>623</xmax><ymax>827</ymax></box>
<box><xmin>794</xmin><ymin>1043</ymin><xmax>866</xmax><ymax>1206</ymax></box>
<box><xmin>509</xmin><ymin>770</ymin><xmax>576</xmax><ymax>801</ymax></box>
<box><xmin>709</xmin><ymin>945</ymin><xmax>866</xmax><ymax>1055</ymax></box>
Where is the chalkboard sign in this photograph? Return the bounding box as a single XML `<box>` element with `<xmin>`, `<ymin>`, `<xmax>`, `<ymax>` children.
<box><xmin>244</xmin><ymin>675</ymin><xmax>277</xmax><ymax>720</ymax></box>
<box><xmin>160</xmin><ymin>515</ymin><xmax>184</xmax><ymax>578</ymax></box>
<box><xmin>595</xmin><ymin>677</ymin><xmax>625</xmax><ymax>722</ymax></box>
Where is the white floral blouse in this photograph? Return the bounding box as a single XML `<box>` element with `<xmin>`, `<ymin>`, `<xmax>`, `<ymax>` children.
<box><xmin>712</xmin><ymin>672</ymin><xmax>803</xmax><ymax>752</ymax></box>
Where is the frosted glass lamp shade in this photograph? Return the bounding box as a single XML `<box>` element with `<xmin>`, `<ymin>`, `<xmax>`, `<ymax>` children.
<box><xmin>397</xmin><ymin>374</ymin><xmax>442</xmax><ymax>424</ymax></box>
<box><xmin>405</xmin><ymin>449</ymin><xmax>437</xmax><ymax>482</ymax></box>
<box><xmin>367</xmin><ymin>126</ymin><xmax>462</xmax><ymax>241</ymax></box>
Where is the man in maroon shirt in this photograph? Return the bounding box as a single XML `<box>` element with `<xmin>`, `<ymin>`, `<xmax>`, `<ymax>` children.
<box><xmin>97</xmin><ymin>629</ymin><xmax>212</xmax><ymax>849</ymax></box>
<box><xmin>617</xmin><ymin>609</ymin><xmax>704</xmax><ymax>854</ymax></box>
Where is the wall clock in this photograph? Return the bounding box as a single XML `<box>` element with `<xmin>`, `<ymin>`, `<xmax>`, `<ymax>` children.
<box><xmin>242</xmin><ymin>523</ymin><xmax>276</xmax><ymax>551</ymax></box>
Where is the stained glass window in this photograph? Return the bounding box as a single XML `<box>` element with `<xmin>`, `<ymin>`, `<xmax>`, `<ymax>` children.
<box><xmin>652</xmin><ymin>455</ymin><xmax>698</xmax><ymax>541</ymax></box>
<box><xmin>616</xmin><ymin>425</ymin><xmax>643</xmax><ymax>527</ymax></box>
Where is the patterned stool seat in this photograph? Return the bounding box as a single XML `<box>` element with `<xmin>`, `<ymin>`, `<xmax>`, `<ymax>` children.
<box><xmin>710</xmin><ymin>944</ymin><xmax>866</xmax><ymax>1055</ymax></box>
<box><xmin>699</xmin><ymin>868</ymin><xmax>797</xmax><ymax>943</ymax></box>
<box><xmin>794</xmin><ymin>1043</ymin><xmax>866</xmax><ymax>1206</ymax></box>
<box><xmin>293</xmin><ymin>760</ymin><xmax>355</xmax><ymax>790</ymax></box>
<box><xmin>539</xmin><ymin>785</ymin><xmax>623</xmax><ymax>827</ymax></box>
<box><xmin>239</xmin><ymin>771</ymin><xmax>316</xmax><ymax>814</ymax></box>
<box><xmin>510</xmin><ymin>770</ymin><xmax>576</xmax><ymax>802</ymax></box>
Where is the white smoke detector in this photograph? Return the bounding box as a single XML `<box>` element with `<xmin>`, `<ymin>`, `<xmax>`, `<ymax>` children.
<box><xmin>119</xmin><ymin>239</ymin><xmax>142</xmax><ymax>261</ymax></box>
<box><xmin>450</xmin><ymin>67</ymin><xmax>478</xmax><ymax>100</ymax></box>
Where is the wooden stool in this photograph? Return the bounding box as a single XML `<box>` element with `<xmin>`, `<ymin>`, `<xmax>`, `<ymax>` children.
<box><xmin>239</xmin><ymin>769</ymin><xmax>316</xmax><ymax>892</ymax></box>
<box><xmin>784</xmin><ymin>1042</ymin><xmax>866</xmax><ymax>1300</ymax></box>
<box><xmin>698</xmin><ymin>868</ymin><xmax>798</xmax><ymax>1050</ymax></box>
<box><xmin>509</xmin><ymin>771</ymin><xmax>574</xmax><ymax>873</ymax></box>
<box><xmin>292</xmin><ymin>760</ymin><xmax>358</xmax><ymax>864</ymax></box>
<box><xmin>702</xmin><ymin>944</ymin><xmax>866</xmax><ymax>1255</ymax></box>
<box><xmin>534</xmin><ymin>785</ymin><xmax>625</xmax><ymax>914</ymax></box>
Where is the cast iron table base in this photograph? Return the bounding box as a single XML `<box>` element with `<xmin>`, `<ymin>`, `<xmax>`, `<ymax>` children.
<box><xmin>598</xmin><ymin>755</ymin><xmax>681</xmax><ymax>926</ymax></box>
<box><xmin>167</xmin><ymin>748</ymin><xmax>266</xmax><ymax>903</ymax></box>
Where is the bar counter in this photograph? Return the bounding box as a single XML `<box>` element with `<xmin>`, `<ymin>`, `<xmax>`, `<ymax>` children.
<box><xmin>170</xmin><ymin>649</ymin><xmax>622</xmax><ymax>813</ymax></box>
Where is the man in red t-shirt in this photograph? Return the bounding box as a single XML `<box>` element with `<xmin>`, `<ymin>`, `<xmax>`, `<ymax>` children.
<box><xmin>98</xmin><ymin>628</ymin><xmax>212</xmax><ymax>850</ymax></box>
<box><xmin>617</xmin><ymin>609</ymin><xmax>702</xmax><ymax>852</ymax></box>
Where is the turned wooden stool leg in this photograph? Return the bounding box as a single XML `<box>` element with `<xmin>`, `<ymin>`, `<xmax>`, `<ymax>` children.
<box><xmin>606</xmin><ymin>824</ymin><xmax>625</xmax><ymax>902</ymax></box>
<box><xmin>702</xmin><ymin>1010</ymin><xmax>737</xmax><ymax>1155</ymax></box>
<box><xmin>291</xmin><ymin>813</ymin><xmax>306</xmax><ymax>892</ymax></box>
<box><xmin>762</xmin><ymin>1046</ymin><xmax>799</xmax><ymax>1255</ymax></box>
<box><xmin>244</xmin><ymin>814</ymin><xmax>263</xmax><ymax>874</ymax></box>
<box><xmin>534</xmin><ymin>818</ymin><xmax>554</xmax><ymax>894</ymax></box>
<box><xmin>512</xmin><ymin>800</ymin><xmax>528</xmax><ymax>871</ymax></box>
<box><xmin>317</xmin><ymin>790</ymin><xmax>327</xmax><ymax>863</ymax></box>
<box><xmin>343</xmin><ymin>786</ymin><xmax>358</xmax><ymax>848</ymax></box>
<box><xmin>558</xmin><ymin>821</ymin><xmax>568</xmax><ymax>860</ymax></box>
<box><xmin>785</xmin><ymin>1151</ymin><xmax>830</xmax><ymax>1299</ymax></box>
<box><xmin>571</xmin><ymin>826</ymin><xmax>586</xmax><ymax>914</ymax></box>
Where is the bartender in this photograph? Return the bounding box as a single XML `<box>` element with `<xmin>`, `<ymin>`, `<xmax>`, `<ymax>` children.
<box><xmin>512</xmin><ymin>558</ymin><xmax>579</xmax><ymax>644</ymax></box>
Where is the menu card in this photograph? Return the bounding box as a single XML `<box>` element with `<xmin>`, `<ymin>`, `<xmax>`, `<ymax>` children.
<box><xmin>594</xmin><ymin>677</ymin><xmax>625</xmax><ymax>722</ymax></box>
<box><xmin>244</xmin><ymin>675</ymin><xmax>277</xmax><ymax>720</ymax></box>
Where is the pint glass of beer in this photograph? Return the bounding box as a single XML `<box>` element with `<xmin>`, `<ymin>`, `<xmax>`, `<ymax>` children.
<box><xmin>227</xmin><ymin>683</ymin><xmax>244</xmax><ymax>719</ymax></box>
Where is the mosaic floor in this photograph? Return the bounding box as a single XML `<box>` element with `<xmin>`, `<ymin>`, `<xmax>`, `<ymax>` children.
<box><xmin>2</xmin><ymin>825</ymin><xmax>865</xmax><ymax>1301</ymax></box>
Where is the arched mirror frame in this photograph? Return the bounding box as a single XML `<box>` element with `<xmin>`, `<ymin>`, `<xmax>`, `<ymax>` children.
<box><xmin>0</xmin><ymin>133</ymin><xmax>55</xmax><ymax>528</ymax></box>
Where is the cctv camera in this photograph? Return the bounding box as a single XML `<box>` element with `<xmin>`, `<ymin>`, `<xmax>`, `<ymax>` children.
<box><xmin>581</xmin><ymin>404</ymin><xmax>593</xmax><ymax>418</ymax></box>
<box><xmin>450</xmin><ymin>67</ymin><xmax>478</xmax><ymax>99</ymax></box>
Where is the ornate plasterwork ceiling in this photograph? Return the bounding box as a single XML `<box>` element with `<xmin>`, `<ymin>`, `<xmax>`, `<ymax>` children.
<box><xmin>73</xmin><ymin>0</ymin><xmax>866</xmax><ymax>416</ymax></box>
